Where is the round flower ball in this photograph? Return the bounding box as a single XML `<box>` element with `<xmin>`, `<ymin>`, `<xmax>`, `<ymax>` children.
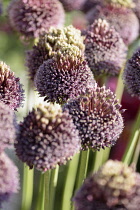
<box><xmin>0</xmin><ymin>152</ymin><xmax>19</xmax><ymax>208</ymax></box>
<box><xmin>35</xmin><ymin>55</ymin><xmax>95</xmax><ymax>104</ymax></box>
<box><xmin>133</xmin><ymin>0</ymin><xmax>140</xmax><ymax>24</ymax></box>
<box><xmin>15</xmin><ymin>103</ymin><xmax>80</xmax><ymax>172</ymax></box>
<box><xmin>0</xmin><ymin>61</ymin><xmax>24</xmax><ymax>110</ymax></box>
<box><xmin>105</xmin><ymin>0</ymin><xmax>135</xmax><ymax>8</ymax></box>
<box><xmin>26</xmin><ymin>25</ymin><xmax>85</xmax><ymax>81</ymax></box>
<box><xmin>82</xmin><ymin>0</ymin><xmax>102</xmax><ymax>13</ymax></box>
<box><xmin>86</xmin><ymin>4</ymin><xmax>139</xmax><ymax>45</ymax></box>
<box><xmin>63</xmin><ymin>85</ymin><xmax>124</xmax><ymax>151</ymax></box>
<box><xmin>8</xmin><ymin>0</ymin><xmax>65</xmax><ymax>38</ymax></box>
<box><xmin>73</xmin><ymin>160</ymin><xmax>140</xmax><ymax>210</ymax></box>
<box><xmin>83</xmin><ymin>19</ymin><xmax>127</xmax><ymax>76</ymax></box>
<box><xmin>123</xmin><ymin>48</ymin><xmax>140</xmax><ymax>98</ymax></box>
<box><xmin>0</xmin><ymin>102</ymin><xmax>16</xmax><ymax>152</ymax></box>
<box><xmin>59</xmin><ymin>0</ymin><xmax>86</xmax><ymax>11</ymax></box>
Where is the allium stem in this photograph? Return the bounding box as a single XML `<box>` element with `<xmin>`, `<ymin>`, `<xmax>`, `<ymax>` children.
<box><xmin>21</xmin><ymin>165</ymin><xmax>34</xmax><ymax>210</ymax></box>
<box><xmin>122</xmin><ymin>109</ymin><xmax>140</xmax><ymax>165</ymax></box>
<box><xmin>115</xmin><ymin>67</ymin><xmax>125</xmax><ymax>103</ymax></box>
<box><xmin>132</xmin><ymin>138</ymin><xmax>140</xmax><ymax>165</ymax></box>
<box><xmin>36</xmin><ymin>173</ymin><xmax>45</xmax><ymax>210</ymax></box>
<box><xmin>50</xmin><ymin>165</ymin><xmax>59</xmax><ymax>210</ymax></box>
<box><xmin>92</xmin><ymin>149</ymin><xmax>104</xmax><ymax>172</ymax></box>
<box><xmin>62</xmin><ymin>153</ymin><xmax>80</xmax><ymax>210</ymax></box>
<box><xmin>44</xmin><ymin>170</ymin><xmax>50</xmax><ymax>210</ymax></box>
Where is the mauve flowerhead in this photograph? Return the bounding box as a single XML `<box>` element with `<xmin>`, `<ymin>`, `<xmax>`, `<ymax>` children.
<box><xmin>15</xmin><ymin>103</ymin><xmax>80</xmax><ymax>172</ymax></box>
<box><xmin>83</xmin><ymin>19</ymin><xmax>127</xmax><ymax>76</ymax></box>
<box><xmin>0</xmin><ymin>102</ymin><xmax>16</xmax><ymax>152</ymax></box>
<box><xmin>34</xmin><ymin>54</ymin><xmax>95</xmax><ymax>104</ymax></box>
<box><xmin>82</xmin><ymin>0</ymin><xmax>102</xmax><ymax>13</ymax></box>
<box><xmin>59</xmin><ymin>0</ymin><xmax>86</xmax><ymax>11</ymax></box>
<box><xmin>133</xmin><ymin>0</ymin><xmax>140</xmax><ymax>25</ymax></box>
<box><xmin>63</xmin><ymin>85</ymin><xmax>124</xmax><ymax>151</ymax></box>
<box><xmin>86</xmin><ymin>4</ymin><xmax>139</xmax><ymax>45</ymax></box>
<box><xmin>105</xmin><ymin>0</ymin><xmax>135</xmax><ymax>8</ymax></box>
<box><xmin>26</xmin><ymin>25</ymin><xmax>85</xmax><ymax>81</ymax></box>
<box><xmin>8</xmin><ymin>0</ymin><xmax>65</xmax><ymax>38</ymax></box>
<box><xmin>123</xmin><ymin>48</ymin><xmax>140</xmax><ymax>99</ymax></box>
<box><xmin>73</xmin><ymin>160</ymin><xmax>140</xmax><ymax>210</ymax></box>
<box><xmin>0</xmin><ymin>61</ymin><xmax>24</xmax><ymax>110</ymax></box>
<box><xmin>0</xmin><ymin>152</ymin><xmax>19</xmax><ymax>208</ymax></box>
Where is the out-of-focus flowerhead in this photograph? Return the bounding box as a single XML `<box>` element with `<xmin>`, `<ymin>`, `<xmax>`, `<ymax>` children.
<box><xmin>59</xmin><ymin>0</ymin><xmax>86</xmax><ymax>11</ymax></box>
<box><xmin>73</xmin><ymin>160</ymin><xmax>140</xmax><ymax>210</ymax></box>
<box><xmin>105</xmin><ymin>0</ymin><xmax>135</xmax><ymax>8</ymax></box>
<box><xmin>15</xmin><ymin>103</ymin><xmax>80</xmax><ymax>172</ymax></box>
<box><xmin>82</xmin><ymin>0</ymin><xmax>102</xmax><ymax>13</ymax></box>
<box><xmin>8</xmin><ymin>0</ymin><xmax>65</xmax><ymax>38</ymax></box>
<box><xmin>0</xmin><ymin>152</ymin><xmax>19</xmax><ymax>208</ymax></box>
<box><xmin>86</xmin><ymin>4</ymin><xmax>139</xmax><ymax>45</ymax></box>
<box><xmin>123</xmin><ymin>48</ymin><xmax>140</xmax><ymax>98</ymax></box>
<box><xmin>63</xmin><ymin>85</ymin><xmax>124</xmax><ymax>151</ymax></box>
<box><xmin>35</xmin><ymin>54</ymin><xmax>95</xmax><ymax>104</ymax></box>
<box><xmin>0</xmin><ymin>61</ymin><xmax>24</xmax><ymax>110</ymax></box>
<box><xmin>133</xmin><ymin>0</ymin><xmax>140</xmax><ymax>24</ymax></box>
<box><xmin>83</xmin><ymin>19</ymin><xmax>127</xmax><ymax>76</ymax></box>
<box><xmin>26</xmin><ymin>25</ymin><xmax>85</xmax><ymax>81</ymax></box>
<box><xmin>0</xmin><ymin>102</ymin><xmax>16</xmax><ymax>152</ymax></box>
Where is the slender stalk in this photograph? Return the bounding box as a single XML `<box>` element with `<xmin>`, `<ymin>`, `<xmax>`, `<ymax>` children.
<box><xmin>61</xmin><ymin>154</ymin><xmax>80</xmax><ymax>210</ymax></box>
<box><xmin>122</xmin><ymin>109</ymin><xmax>140</xmax><ymax>165</ymax></box>
<box><xmin>44</xmin><ymin>170</ymin><xmax>50</xmax><ymax>210</ymax></box>
<box><xmin>49</xmin><ymin>165</ymin><xmax>59</xmax><ymax>210</ymax></box>
<box><xmin>132</xmin><ymin>135</ymin><xmax>140</xmax><ymax>165</ymax></box>
<box><xmin>92</xmin><ymin>149</ymin><xmax>104</xmax><ymax>172</ymax></box>
<box><xmin>36</xmin><ymin>173</ymin><xmax>45</xmax><ymax>210</ymax></box>
<box><xmin>21</xmin><ymin>165</ymin><xmax>34</xmax><ymax>210</ymax></box>
<box><xmin>115</xmin><ymin>67</ymin><xmax>125</xmax><ymax>103</ymax></box>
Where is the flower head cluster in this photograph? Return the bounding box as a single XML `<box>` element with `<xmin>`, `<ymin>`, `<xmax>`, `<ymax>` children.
<box><xmin>86</xmin><ymin>4</ymin><xmax>139</xmax><ymax>45</ymax></box>
<box><xmin>26</xmin><ymin>25</ymin><xmax>85</xmax><ymax>80</ymax></box>
<box><xmin>59</xmin><ymin>0</ymin><xmax>86</xmax><ymax>11</ymax></box>
<box><xmin>8</xmin><ymin>0</ymin><xmax>65</xmax><ymax>38</ymax></box>
<box><xmin>123</xmin><ymin>48</ymin><xmax>140</xmax><ymax>98</ymax></box>
<box><xmin>73</xmin><ymin>160</ymin><xmax>140</xmax><ymax>210</ymax></box>
<box><xmin>35</xmin><ymin>55</ymin><xmax>95</xmax><ymax>104</ymax></box>
<box><xmin>0</xmin><ymin>61</ymin><xmax>24</xmax><ymax>110</ymax></box>
<box><xmin>105</xmin><ymin>0</ymin><xmax>135</xmax><ymax>8</ymax></box>
<box><xmin>63</xmin><ymin>85</ymin><xmax>124</xmax><ymax>151</ymax></box>
<box><xmin>15</xmin><ymin>103</ymin><xmax>80</xmax><ymax>171</ymax></box>
<box><xmin>133</xmin><ymin>0</ymin><xmax>140</xmax><ymax>24</ymax></box>
<box><xmin>0</xmin><ymin>102</ymin><xmax>16</xmax><ymax>152</ymax></box>
<box><xmin>0</xmin><ymin>152</ymin><xmax>19</xmax><ymax>208</ymax></box>
<box><xmin>82</xmin><ymin>0</ymin><xmax>102</xmax><ymax>13</ymax></box>
<box><xmin>83</xmin><ymin>19</ymin><xmax>127</xmax><ymax>76</ymax></box>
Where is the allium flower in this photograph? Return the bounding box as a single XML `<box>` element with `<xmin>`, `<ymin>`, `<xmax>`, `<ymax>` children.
<box><xmin>83</xmin><ymin>19</ymin><xmax>127</xmax><ymax>76</ymax></box>
<box><xmin>35</xmin><ymin>56</ymin><xmax>95</xmax><ymax>104</ymax></box>
<box><xmin>133</xmin><ymin>0</ymin><xmax>140</xmax><ymax>24</ymax></box>
<box><xmin>15</xmin><ymin>103</ymin><xmax>80</xmax><ymax>171</ymax></box>
<box><xmin>0</xmin><ymin>152</ymin><xmax>19</xmax><ymax>208</ymax></box>
<box><xmin>63</xmin><ymin>85</ymin><xmax>124</xmax><ymax>151</ymax></box>
<box><xmin>59</xmin><ymin>0</ymin><xmax>86</xmax><ymax>11</ymax></box>
<box><xmin>105</xmin><ymin>0</ymin><xmax>135</xmax><ymax>8</ymax></box>
<box><xmin>123</xmin><ymin>48</ymin><xmax>140</xmax><ymax>98</ymax></box>
<box><xmin>82</xmin><ymin>0</ymin><xmax>102</xmax><ymax>13</ymax></box>
<box><xmin>0</xmin><ymin>102</ymin><xmax>16</xmax><ymax>152</ymax></box>
<box><xmin>8</xmin><ymin>0</ymin><xmax>65</xmax><ymax>38</ymax></box>
<box><xmin>0</xmin><ymin>61</ymin><xmax>24</xmax><ymax>110</ymax></box>
<box><xmin>26</xmin><ymin>25</ymin><xmax>85</xmax><ymax>80</ymax></box>
<box><xmin>86</xmin><ymin>4</ymin><xmax>139</xmax><ymax>45</ymax></box>
<box><xmin>73</xmin><ymin>160</ymin><xmax>140</xmax><ymax>210</ymax></box>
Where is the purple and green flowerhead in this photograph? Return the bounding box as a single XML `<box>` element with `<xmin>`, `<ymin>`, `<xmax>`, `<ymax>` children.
<box><xmin>83</xmin><ymin>19</ymin><xmax>127</xmax><ymax>76</ymax></box>
<box><xmin>73</xmin><ymin>160</ymin><xmax>140</xmax><ymax>210</ymax></box>
<box><xmin>63</xmin><ymin>85</ymin><xmax>124</xmax><ymax>151</ymax></box>
<box><xmin>0</xmin><ymin>61</ymin><xmax>24</xmax><ymax>110</ymax></box>
<box><xmin>8</xmin><ymin>0</ymin><xmax>65</xmax><ymax>38</ymax></box>
<box><xmin>26</xmin><ymin>25</ymin><xmax>85</xmax><ymax>81</ymax></box>
<box><xmin>123</xmin><ymin>48</ymin><xmax>140</xmax><ymax>99</ymax></box>
<box><xmin>0</xmin><ymin>152</ymin><xmax>19</xmax><ymax>208</ymax></box>
<box><xmin>15</xmin><ymin>103</ymin><xmax>80</xmax><ymax>172</ymax></box>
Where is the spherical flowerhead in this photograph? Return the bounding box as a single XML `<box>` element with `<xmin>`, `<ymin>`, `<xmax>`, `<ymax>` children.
<box><xmin>59</xmin><ymin>0</ymin><xmax>86</xmax><ymax>11</ymax></box>
<box><xmin>0</xmin><ymin>61</ymin><xmax>24</xmax><ymax>110</ymax></box>
<box><xmin>83</xmin><ymin>19</ymin><xmax>127</xmax><ymax>76</ymax></box>
<box><xmin>105</xmin><ymin>0</ymin><xmax>135</xmax><ymax>8</ymax></box>
<box><xmin>26</xmin><ymin>25</ymin><xmax>85</xmax><ymax>81</ymax></box>
<box><xmin>0</xmin><ymin>102</ymin><xmax>16</xmax><ymax>152</ymax></box>
<box><xmin>0</xmin><ymin>152</ymin><xmax>19</xmax><ymax>208</ymax></box>
<box><xmin>133</xmin><ymin>0</ymin><xmax>140</xmax><ymax>24</ymax></box>
<box><xmin>63</xmin><ymin>85</ymin><xmax>124</xmax><ymax>151</ymax></box>
<box><xmin>8</xmin><ymin>0</ymin><xmax>65</xmax><ymax>38</ymax></box>
<box><xmin>73</xmin><ymin>160</ymin><xmax>140</xmax><ymax>210</ymax></box>
<box><xmin>35</xmin><ymin>56</ymin><xmax>95</xmax><ymax>104</ymax></box>
<box><xmin>86</xmin><ymin>5</ymin><xmax>139</xmax><ymax>45</ymax></box>
<box><xmin>15</xmin><ymin>103</ymin><xmax>80</xmax><ymax>172</ymax></box>
<box><xmin>123</xmin><ymin>48</ymin><xmax>140</xmax><ymax>98</ymax></box>
<box><xmin>82</xmin><ymin>0</ymin><xmax>102</xmax><ymax>13</ymax></box>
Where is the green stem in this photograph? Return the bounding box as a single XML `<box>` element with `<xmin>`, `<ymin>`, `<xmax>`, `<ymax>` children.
<box><xmin>132</xmin><ymin>135</ymin><xmax>140</xmax><ymax>165</ymax></box>
<box><xmin>44</xmin><ymin>170</ymin><xmax>50</xmax><ymax>210</ymax></box>
<box><xmin>50</xmin><ymin>166</ymin><xmax>59</xmax><ymax>210</ymax></box>
<box><xmin>115</xmin><ymin>67</ymin><xmax>125</xmax><ymax>103</ymax></box>
<box><xmin>75</xmin><ymin>150</ymin><xmax>89</xmax><ymax>190</ymax></box>
<box><xmin>61</xmin><ymin>153</ymin><xmax>80</xmax><ymax>210</ymax></box>
<box><xmin>122</xmin><ymin>109</ymin><xmax>140</xmax><ymax>165</ymax></box>
<box><xmin>36</xmin><ymin>173</ymin><xmax>45</xmax><ymax>210</ymax></box>
<box><xmin>21</xmin><ymin>165</ymin><xmax>34</xmax><ymax>210</ymax></box>
<box><xmin>92</xmin><ymin>149</ymin><xmax>104</xmax><ymax>172</ymax></box>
